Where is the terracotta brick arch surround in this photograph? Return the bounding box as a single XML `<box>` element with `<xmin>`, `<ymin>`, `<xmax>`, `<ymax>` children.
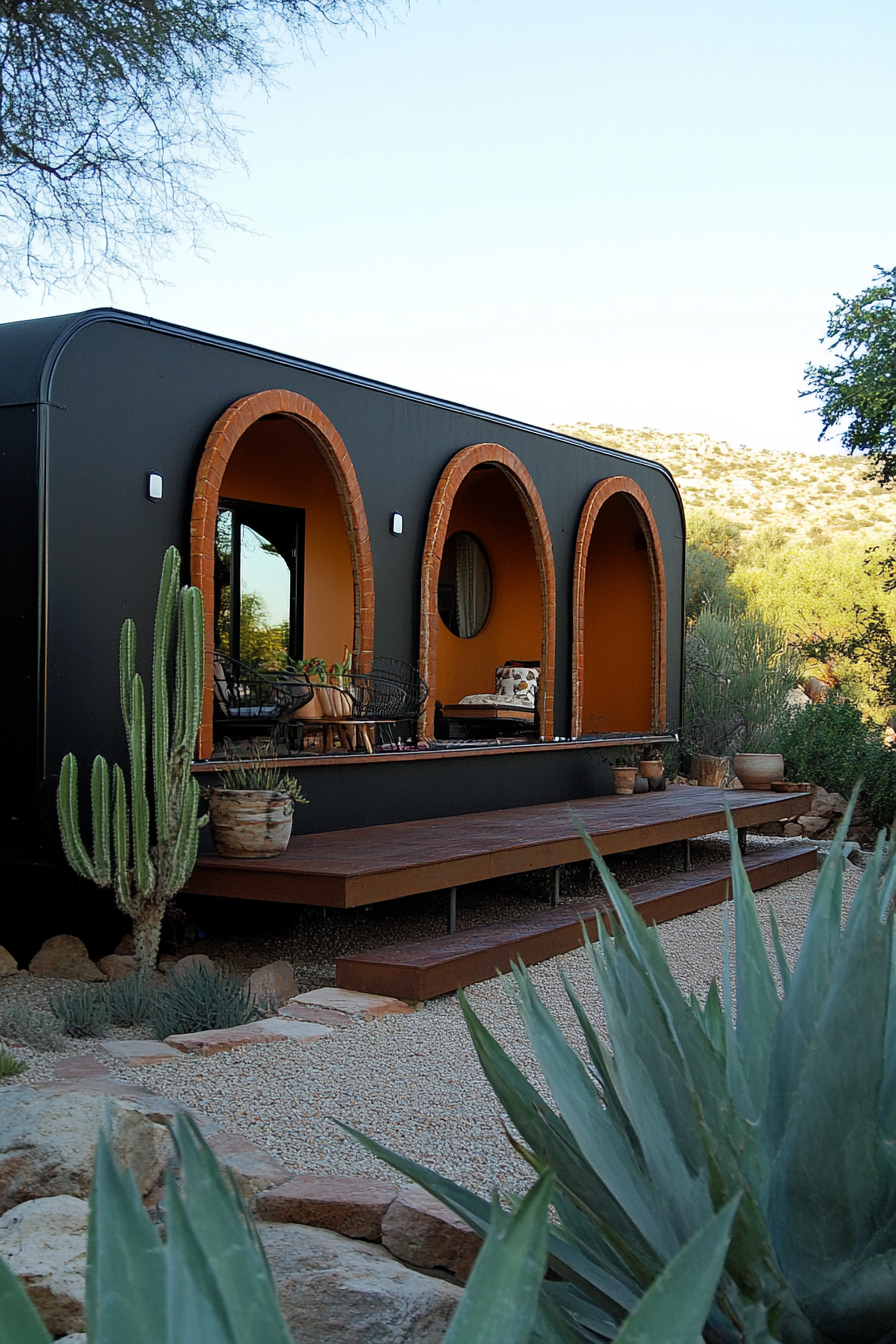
<box><xmin>191</xmin><ymin>389</ymin><xmax>374</xmax><ymax>760</ymax></box>
<box><xmin>419</xmin><ymin>443</ymin><xmax>556</xmax><ymax>738</ymax></box>
<box><xmin>571</xmin><ymin>476</ymin><xmax>666</xmax><ymax>739</ymax></box>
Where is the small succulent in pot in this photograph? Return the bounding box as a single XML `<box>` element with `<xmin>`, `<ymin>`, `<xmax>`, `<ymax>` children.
<box><xmin>206</xmin><ymin>740</ymin><xmax>308</xmax><ymax>858</ymax></box>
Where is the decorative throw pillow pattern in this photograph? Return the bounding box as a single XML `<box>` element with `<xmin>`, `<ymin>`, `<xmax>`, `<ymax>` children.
<box><xmin>494</xmin><ymin>664</ymin><xmax>539</xmax><ymax>708</ymax></box>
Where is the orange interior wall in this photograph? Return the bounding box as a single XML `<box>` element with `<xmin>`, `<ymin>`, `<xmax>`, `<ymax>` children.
<box><xmin>219</xmin><ymin>415</ymin><xmax>354</xmax><ymax>665</ymax></box>
<box><xmin>436</xmin><ymin>467</ymin><xmax>542</xmax><ymax>706</ymax></box>
<box><xmin>581</xmin><ymin>494</ymin><xmax>654</xmax><ymax>733</ymax></box>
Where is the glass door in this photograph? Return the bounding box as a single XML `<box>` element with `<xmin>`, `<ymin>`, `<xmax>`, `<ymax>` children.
<box><xmin>215</xmin><ymin>500</ymin><xmax>305</xmax><ymax>668</ymax></box>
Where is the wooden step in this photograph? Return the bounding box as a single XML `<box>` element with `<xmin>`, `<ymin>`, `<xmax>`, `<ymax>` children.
<box><xmin>335</xmin><ymin>844</ymin><xmax>818</xmax><ymax>1000</ymax></box>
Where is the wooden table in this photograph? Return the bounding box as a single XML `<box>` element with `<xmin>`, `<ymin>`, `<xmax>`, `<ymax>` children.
<box><xmin>295</xmin><ymin>718</ymin><xmax>392</xmax><ymax>754</ymax></box>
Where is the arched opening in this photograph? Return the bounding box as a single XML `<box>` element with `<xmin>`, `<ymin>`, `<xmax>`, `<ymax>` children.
<box><xmin>420</xmin><ymin>444</ymin><xmax>555</xmax><ymax>739</ymax></box>
<box><xmin>191</xmin><ymin>389</ymin><xmax>373</xmax><ymax>759</ymax></box>
<box><xmin>572</xmin><ymin>477</ymin><xmax>666</xmax><ymax>738</ymax></box>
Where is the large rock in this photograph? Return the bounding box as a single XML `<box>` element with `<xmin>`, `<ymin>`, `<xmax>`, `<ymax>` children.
<box><xmin>381</xmin><ymin>1186</ymin><xmax>482</xmax><ymax>1282</ymax></box>
<box><xmin>0</xmin><ymin>1086</ymin><xmax>170</xmax><ymax>1213</ymax></box>
<box><xmin>258</xmin><ymin>1222</ymin><xmax>462</xmax><ymax>1344</ymax></box>
<box><xmin>0</xmin><ymin>946</ymin><xmax>18</xmax><ymax>976</ymax></box>
<box><xmin>96</xmin><ymin>953</ymin><xmax>140</xmax><ymax>981</ymax></box>
<box><xmin>248</xmin><ymin>960</ymin><xmax>297</xmax><ymax>1009</ymax></box>
<box><xmin>28</xmin><ymin>935</ymin><xmax>105</xmax><ymax>982</ymax></box>
<box><xmin>799</xmin><ymin>814</ymin><xmax>831</xmax><ymax>837</ymax></box>
<box><xmin>0</xmin><ymin>1195</ymin><xmax>87</xmax><ymax>1336</ymax></box>
<box><xmin>257</xmin><ymin>1175</ymin><xmax>400</xmax><ymax>1240</ymax></box>
<box><xmin>168</xmin><ymin>953</ymin><xmax>216</xmax><ymax>979</ymax></box>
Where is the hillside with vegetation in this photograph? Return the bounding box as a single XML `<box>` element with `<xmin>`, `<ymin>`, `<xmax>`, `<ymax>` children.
<box><xmin>555</xmin><ymin>422</ymin><xmax>894</xmax><ymax>545</ymax></box>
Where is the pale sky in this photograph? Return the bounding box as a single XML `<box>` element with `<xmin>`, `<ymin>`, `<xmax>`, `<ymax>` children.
<box><xmin>4</xmin><ymin>0</ymin><xmax>894</xmax><ymax>457</ymax></box>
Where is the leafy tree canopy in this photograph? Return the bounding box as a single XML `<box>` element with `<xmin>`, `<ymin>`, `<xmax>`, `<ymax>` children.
<box><xmin>803</xmin><ymin>265</ymin><xmax>896</xmax><ymax>486</ymax></box>
<box><xmin>0</xmin><ymin>0</ymin><xmax>385</xmax><ymax>292</ymax></box>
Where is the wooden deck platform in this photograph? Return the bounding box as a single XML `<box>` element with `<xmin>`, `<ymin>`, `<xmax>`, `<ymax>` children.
<box><xmin>185</xmin><ymin>786</ymin><xmax>812</xmax><ymax>908</ymax></box>
<box><xmin>335</xmin><ymin>843</ymin><xmax>819</xmax><ymax>1000</ymax></box>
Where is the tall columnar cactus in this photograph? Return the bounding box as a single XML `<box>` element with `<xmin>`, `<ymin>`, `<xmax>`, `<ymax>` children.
<box><xmin>57</xmin><ymin>547</ymin><xmax>206</xmax><ymax>975</ymax></box>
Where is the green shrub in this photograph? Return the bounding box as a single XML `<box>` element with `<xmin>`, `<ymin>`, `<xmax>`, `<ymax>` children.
<box><xmin>0</xmin><ymin>1047</ymin><xmax>28</xmax><ymax>1078</ymax></box>
<box><xmin>348</xmin><ymin>807</ymin><xmax>896</xmax><ymax>1343</ymax></box>
<box><xmin>48</xmin><ymin>985</ymin><xmax>112</xmax><ymax>1038</ymax></box>
<box><xmin>0</xmin><ymin>1002</ymin><xmax>64</xmax><ymax>1051</ymax></box>
<box><xmin>150</xmin><ymin>962</ymin><xmax>263</xmax><ymax>1040</ymax></box>
<box><xmin>104</xmin><ymin>972</ymin><xmax>156</xmax><ymax>1027</ymax></box>
<box><xmin>684</xmin><ymin>605</ymin><xmax>801</xmax><ymax>756</ymax></box>
<box><xmin>780</xmin><ymin>693</ymin><xmax>896</xmax><ymax>828</ymax></box>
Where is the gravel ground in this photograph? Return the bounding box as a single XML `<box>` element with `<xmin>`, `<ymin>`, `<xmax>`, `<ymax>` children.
<box><xmin>0</xmin><ymin>836</ymin><xmax>862</xmax><ymax>1199</ymax></box>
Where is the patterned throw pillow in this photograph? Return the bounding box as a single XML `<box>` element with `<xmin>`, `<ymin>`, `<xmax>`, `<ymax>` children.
<box><xmin>494</xmin><ymin>665</ymin><xmax>539</xmax><ymax>708</ymax></box>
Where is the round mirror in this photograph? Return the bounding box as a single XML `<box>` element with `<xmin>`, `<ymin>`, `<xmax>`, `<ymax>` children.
<box><xmin>437</xmin><ymin>532</ymin><xmax>492</xmax><ymax>638</ymax></box>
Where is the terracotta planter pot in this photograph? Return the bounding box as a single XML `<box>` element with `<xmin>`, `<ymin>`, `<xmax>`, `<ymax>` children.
<box><xmin>208</xmin><ymin>789</ymin><xmax>294</xmax><ymax>858</ymax></box>
<box><xmin>733</xmin><ymin>753</ymin><xmax>784</xmax><ymax>791</ymax></box>
<box><xmin>293</xmin><ymin>689</ymin><xmax>325</xmax><ymax>719</ymax></box>
<box><xmin>612</xmin><ymin>766</ymin><xmax>638</xmax><ymax>795</ymax></box>
<box><xmin>639</xmin><ymin>760</ymin><xmax>664</xmax><ymax>779</ymax></box>
<box><xmin>691</xmin><ymin>754</ymin><xmax>729</xmax><ymax>787</ymax></box>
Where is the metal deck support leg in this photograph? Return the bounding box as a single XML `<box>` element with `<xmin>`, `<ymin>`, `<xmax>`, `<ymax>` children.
<box><xmin>684</xmin><ymin>838</ymin><xmax>692</xmax><ymax>873</ymax></box>
<box><xmin>738</xmin><ymin>827</ymin><xmax>748</xmax><ymax>855</ymax></box>
<box><xmin>552</xmin><ymin>867</ymin><xmax>561</xmax><ymax>907</ymax></box>
<box><xmin>447</xmin><ymin>887</ymin><xmax>457</xmax><ymax>934</ymax></box>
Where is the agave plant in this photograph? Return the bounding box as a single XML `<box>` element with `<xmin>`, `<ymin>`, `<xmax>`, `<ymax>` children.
<box><xmin>346</xmin><ymin>797</ymin><xmax>896</xmax><ymax>1344</ymax></box>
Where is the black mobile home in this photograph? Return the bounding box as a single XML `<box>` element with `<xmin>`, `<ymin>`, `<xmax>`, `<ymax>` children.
<box><xmin>0</xmin><ymin>308</ymin><xmax>685</xmax><ymax>898</ymax></box>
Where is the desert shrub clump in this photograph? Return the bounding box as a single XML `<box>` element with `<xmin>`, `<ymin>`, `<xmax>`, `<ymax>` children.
<box><xmin>779</xmin><ymin>693</ymin><xmax>896</xmax><ymax>829</ymax></box>
<box><xmin>150</xmin><ymin>962</ymin><xmax>263</xmax><ymax>1040</ymax></box>
<box><xmin>0</xmin><ymin>1002</ymin><xmax>64</xmax><ymax>1051</ymax></box>
<box><xmin>48</xmin><ymin>985</ymin><xmax>112</xmax><ymax>1038</ymax></box>
<box><xmin>0</xmin><ymin>1047</ymin><xmax>28</xmax><ymax>1077</ymax></box>
<box><xmin>104</xmin><ymin>972</ymin><xmax>156</xmax><ymax>1027</ymax></box>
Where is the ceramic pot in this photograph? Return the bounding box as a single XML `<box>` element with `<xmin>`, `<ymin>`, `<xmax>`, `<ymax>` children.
<box><xmin>639</xmin><ymin>760</ymin><xmax>664</xmax><ymax>779</ymax></box>
<box><xmin>612</xmin><ymin>766</ymin><xmax>638</xmax><ymax>795</ymax></box>
<box><xmin>733</xmin><ymin>753</ymin><xmax>784</xmax><ymax>791</ymax></box>
<box><xmin>691</xmin><ymin>754</ymin><xmax>729</xmax><ymax>787</ymax></box>
<box><xmin>208</xmin><ymin>789</ymin><xmax>294</xmax><ymax>857</ymax></box>
<box><xmin>293</xmin><ymin>689</ymin><xmax>325</xmax><ymax>719</ymax></box>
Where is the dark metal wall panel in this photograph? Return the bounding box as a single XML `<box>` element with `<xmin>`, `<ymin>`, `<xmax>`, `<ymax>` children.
<box><xmin>3</xmin><ymin>308</ymin><xmax>684</xmax><ymax>850</ymax></box>
<box><xmin>0</xmin><ymin>406</ymin><xmax>43</xmax><ymax>861</ymax></box>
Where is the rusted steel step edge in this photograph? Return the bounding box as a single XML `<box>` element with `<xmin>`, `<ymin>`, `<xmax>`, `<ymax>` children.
<box><xmin>335</xmin><ymin>846</ymin><xmax>818</xmax><ymax>999</ymax></box>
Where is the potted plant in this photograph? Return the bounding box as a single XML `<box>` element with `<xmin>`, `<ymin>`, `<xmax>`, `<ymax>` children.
<box><xmin>288</xmin><ymin>657</ymin><xmax>329</xmax><ymax>718</ymax></box>
<box><xmin>639</xmin><ymin>748</ymin><xmax>664</xmax><ymax>781</ymax></box>
<box><xmin>612</xmin><ymin>749</ymin><xmax>639</xmax><ymax>795</ymax></box>
<box><xmin>207</xmin><ymin>743</ymin><xmax>309</xmax><ymax>858</ymax></box>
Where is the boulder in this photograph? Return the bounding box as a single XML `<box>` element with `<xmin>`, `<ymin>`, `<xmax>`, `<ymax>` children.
<box><xmin>113</xmin><ymin>933</ymin><xmax>135</xmax><ymax>956</ymax></box>
<box><xmin>0</xmin><ymin>1195</ymin><xmax>87</xmax><ymax>1336</ymax></box>
<box><xmin>256</xmin><ymin>1176</ymin><xmax>400</xmax><ymax>1240</ymax></box>
<box><xmin>96</xmin><ymin>954</ymin><xmax>140</xmax><ymax>981</ymax></box>
<box><xmin>28</xmin><ymin>935</ymin><xmax>105</xmax><ymax>982</ymax></box>
<box><xmin>381</xmin><ymin>1186</ymin><xmax>482</xmax><ymax>1282</ymax></box>
<box><xmin>0</xmin><ymin>946</ymin><xmax>18</xmax><ymax>976</ymax></box>
<box><xmin>799</xmin><ymin>815</ymin><xmax>830</xmax><ymax>837</ymax></box>
<box><xmin>0</xmin><ymin>1086</ymin><xmax>171</xmax><ymax>1214</ymax></box>
<box><xmin>248</xmin><ymin>960</ymin><xmax>297</xmax><ymax>1009</ymax></box>
<box><xmin>258</xmin><ymin>1222</ymin><xmax>462</xmax><ymax>1344</ymax></box>
<box><xmin>168</xmin><ymin>953</ymin><xmax>216</xmax><ymax>979</ymax></box>
<box><xmin>783</xmin><ymin>823</ymin><xmax>803</xmax><ymax>837</ymax></box>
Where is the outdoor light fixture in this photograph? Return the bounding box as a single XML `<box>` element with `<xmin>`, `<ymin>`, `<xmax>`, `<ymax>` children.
<box><xmin>146</xmin><ymin>472</ymin><xmax>163</xmax><ymax>501</ymax></box>
<box><xmin>390</xmin><ymin>512</ymin><xmax>404</xmax><ymax>536</ymax></box>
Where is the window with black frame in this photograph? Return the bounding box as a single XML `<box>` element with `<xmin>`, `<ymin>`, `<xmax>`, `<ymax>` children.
<box><xmin>215</xmin><ymin>500</ymin><xmax>305</xmax><ymax>668</ymax></box>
